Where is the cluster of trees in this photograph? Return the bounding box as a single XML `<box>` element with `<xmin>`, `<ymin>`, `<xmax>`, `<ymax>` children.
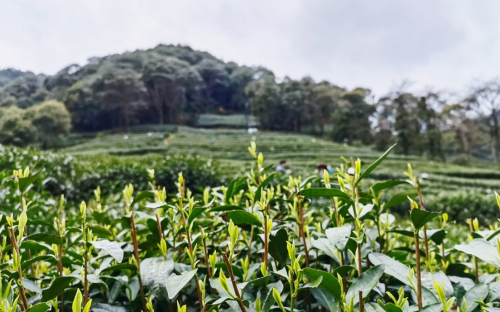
<box><xmin>0</xmin><ymin>100</ymin><xmax>71</xmax><ymax>147</ymax></box>
<box><xmin>0</xmin><ymin>45</ymin><xmax>258</xmax><ymax>132</ymax></box>
<box><xmin>1</xmin><ymin>44</ymin><xmax>500</xmax><ymax>162</ymax></box>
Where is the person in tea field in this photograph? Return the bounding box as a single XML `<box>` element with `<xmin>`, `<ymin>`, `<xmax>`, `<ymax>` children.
<box><xmin>315</xmin><ymin>163</ymin><xmax>333</xmax><ymax>174</ymax></box>
<box><xmin>275</xmin><ymin>160</ymin><xmax>291</xmax><ymax>174</ymax></box>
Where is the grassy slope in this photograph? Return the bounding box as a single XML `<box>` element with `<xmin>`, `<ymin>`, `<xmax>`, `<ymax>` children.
<box><xmin>62</xmin><ymin>124</ymin><xmax>500</xmax><ymax>192</ymax></box>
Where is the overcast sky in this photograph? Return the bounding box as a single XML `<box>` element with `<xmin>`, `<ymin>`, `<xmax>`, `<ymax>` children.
<box><xmin>1</xmin><ymin>0</ymin><xmax>499</xmax><ymax>96</ymax></box>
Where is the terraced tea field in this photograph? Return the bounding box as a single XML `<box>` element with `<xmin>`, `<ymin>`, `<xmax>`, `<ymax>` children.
<box><xmin>62</xmin><ymin>125</ymin><xmax>500</xmax><ymax>193</ymax></box>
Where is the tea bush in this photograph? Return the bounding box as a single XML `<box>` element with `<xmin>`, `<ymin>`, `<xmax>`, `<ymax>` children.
<box><xmin>1</xmin><ymin>142</ymin><xmax>500</xmax><ymax>312</ymax></box>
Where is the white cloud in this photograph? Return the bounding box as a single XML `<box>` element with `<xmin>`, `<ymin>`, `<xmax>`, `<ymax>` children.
<box><xmin>0</xmin><ymin>0</ymin><xmax>499</xmax><ymax>95</ymax></box>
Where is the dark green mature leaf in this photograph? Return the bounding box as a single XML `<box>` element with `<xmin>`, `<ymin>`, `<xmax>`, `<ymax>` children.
<box><xmin>25</xmin><ymin>303</ymin><xmax>50</xmax><ymax>312</ymax></box>
<box><xmin>358</xmin><ymin>143</ymin><xmax>396</xmax><ymax>183</ymax></box>
<box><xmin>25</xmin><ymin>233</ymin><xmax>62</xmax><ymax>245</ymax></box>
<box><xmin>268</xmin><ymin>228</ymin><xmax>288</xmax><ymax>266</ymax></box>
<box><xmin>226</xmin><ymin>211</ymin><xmax>262</xmax><ymax>226</ymax></box>
<box><xmin>298</xmin><ymin>275</ymin><xmax>323</xmax><ymax>292</ymax></box>
<box><xmin>188</xmin><ymin>207</ymin><xmax>207</xmax><ymax>224</ymax></box>
<box><xmin>211</xmin><ymin>205</ymin><xmax>245</xmax><ymax>212</ymax></box>
<box><xmin>22</xmin><ymin>255</ymin><xmax>56</xmax><ymax>270</ymax></box>
<box><xmin>371</xmin><ymin>180</ymin><xmax>410</xmax><ymax>193</ymax></box>
<box><xmin>333</xmin><ymin>265</ymin><xmax>356</xmax><ymax>277</ymax></box>
<box><xmin>346</xmin><ymin>264</ymin><xmax>385</xmax><ymax>305</ymax></box>
<box><xmin>365</xmin><ymin>303</ymin><xmax>387</xmax><ymax>312</ymax></box>
<box><xmin>424</xmin><ymin>229</ymin><xmax>447</xmax><ymax>245</ymax></box>
<box><xmin>311</xmin><ymin>288</ymin><xmax>338</xmax><ymax>312</ymax></box>
<box><xmin>455</xmin><ymin>239</ymin><xmax>500</xmax><ymax>268</ymax></box>
<box><xmin>410</xmin><ymin>209</ymin><xmax>440</xmax><ymax>230</ymax></box>
<box><xmin>19</xmin><ymin>171</ymin><xmax>42</xmax><ymax>193</ymax></box>
<box><xmin>385</xmin><ymin>189</ymin><xmax>418</xmax><ymax>208</ymax></box>
<box><xmin>20</xmin><ymin>240</ymin><xmax>51</xmax><ymax>251</ymax></box>
<box><xmin>41</xmin><ymin>276</ymin><xmax>77</xmax><ymax>301</ymax></box>
<box><xmin>377</xmin><ymin>302</ymin><xmax>403</xmax><ymax>312</ymax></box>
<box><xmin>303</xmin><ymin>268</ymin><xmax>342</xmax><ymax>301</ymax></box>
<box><xmin>260</xmin><ymin>281</ymin><xmax>283</xmax><ymax>312</ymax></box>
<box><xmin>389</xmin><ymin>230</ymin><xmax>414</xmax><ymax>238</ymax></box>
<box><xmin>132</xmin><ymin>190</ymin><xmax>155</xmax><ymax>206</ymax></box>
<box><xmin>298</xmin><ymin>188</ymin><xmax>351</xmax><ymax>202</ymax></box>
<box><xmin>90</xmin><ymin>240</ymin><xmax>124</xmax><ymax>263</ymax></box>
<box><xmin>166</xmin><ymin>269</ymin><xmax>197</xmax><ymax>300</ymax></box>
<box><xmin>88</xmin><ymin>224</ymin><xmax>113</xmax><ymax>237</ymax></box>
<box><xmin>464</xmin><ymin>284</ymin><xmax>489</xmax><ymax>312</ymax></box>
<box><xmin>141</xmin><ymin>257</ymin><xmax>174</xmax><ymax>299</ymax></box>
<box><xmin>368</xmin><ymin>253</ymin><xmax>412</xmax><ymax>286</ymax></box>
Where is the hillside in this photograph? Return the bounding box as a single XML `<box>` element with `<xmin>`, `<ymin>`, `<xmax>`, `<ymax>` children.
<box><xmin>62</xmin><ymin>125</ymin><xmax>500</xmax><ymax>193</ymax></box>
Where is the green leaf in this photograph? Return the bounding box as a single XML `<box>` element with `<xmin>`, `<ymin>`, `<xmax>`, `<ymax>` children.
<box><xmin>303</xmin><ymin>268</ymin><xmax>342</xmax><ymax>301</ymax></box>
<box><xmin>424</xmin><ymin>229</ymin><xmax>447</xmax><ymax>245</ymax></box>
<box><xmin>22</xmin><ymin>255</ymin><xmax>56</xmax><ymax>270</ymax></box>
<box><xmin>165</xmin><ymin>269</ymin><xmax>197</xmax><ymax>300</ymax></box>
<box><xmin>18</xmin><ymin>171</ymin><xmax>42</xmax><ymax>193</ymax></box>
<box><xmin>325</xmin><ymin>225</ymin><xmax>351</xmax><ymax>250</ymax></box>
<box><xmin>132</xmin><ymin>190</ymin><xmax>155</xmax><ymax>206</ymax></box>
<box><xmin>255</xmin><ymin>172</ymin><xmax>277</xmax><ymax>201</ymax></box>
<box><xmin>420</xmin><ymin>303</ymin><xmax>443</xmax><ymax>312</ymax></box>
<box><xmin>377</xmin><ymin>302</ymin><xmax>403</xmax><ymax>312</ymax></box>
<box><xmin>41</xmin><ymin>276</ymin><xmax>77</xmax><ymax>301</ymax></box>
<box><xmin>260</xmin><ymin>281</ymin><xmax>283</xmax><ymax>312</ymax></box>
<box><xmin>268</xmin><ymin>228</ymin><xmax>288</xmax><ymax>266</ymax></box>
<box><xmin>464</xmin><ymin>284</ymin><xmax>489</xmax><ymax>312</ymax></box>
<box><xmin>141</xmin><ymin>257</ymin><xmax>174</xmax><ymax>299</ymax></box>
<box><xmin>88</xmin><ymin>224</ymin><xmax>113</xmax><ymax>237</ymax></box>
<box><xmin>371</xmin><ymin>180</ymin><xmax>410</xmax><ymax>193</ymax></box>
<box><xmin>298</xmin><ymin>188</ymin><xmax>351</xmax><ymax>202</ymax></box>
<box><xmin>345</xmin><ymin>264</ymin><xmax>385</xmax><ymax>305</ymax></box>
<box><xmin>25</xmin><ymin>303</ymin><xmax>50</xmax><ymax>312</ymax></box>
<box><xmin>298</xmin><ymin>275</ymin><xmax>323</xmax><ymax>292</ymax></box>
<box><xmin>455</xmin><ymin>239</ymin><xmax>500</xmax><ymax>268</ymax></box>
<box><xmin>25</xmin><ymin>233</ymin><xmax>63</xmax><ymax>245</ymax></box>
<box><xmin>24</xmin><ymin>279</ymin><xmax>42</xmax><ymax>293</ymax></box>
<box><xmin>358</xmin><ymin>143</ymin><xmax>396</xmax><ymax>183</ymax></box>
<box><xmin>368</xmin><ymin>252</ymin><xmax>412</xmax><ymax>286</ymax></box>
<box><xmin>385</xmin><ymin>189</ymin><xmax>418</xmax><ymax>208</ymax></box>
<box><xmin>226</xmin><ymin>211</ymin><xmax>262</xmax><ymax>226</ymax></box>
<box><xmin>188</xmin><ymin>207</ymin><xmax>207</xmax><ymax>224</ymax></box>
<box><xmin>99</xmin><ymin>263</ymin><xmax>137</xmax><ymax>274</ymax></box>
<box><xmin>90</xmin><ymin>240</ymin><xmax>124</xmax><ymax>263</ymax></box>
<box><xmin>311</xmin><ymin>288</ymin><xmax>338</xmax><ymax>312</ymax></box>
<box><xmin>333</xmin><ymin>265</ymin><xmax>356</xmax><ymax>277</ymax></box>
<box><xmin>210</xmin><ymin>205</ymin><xmax>245</xmax><ymax>212</ymax></box>
<box><xmin>311</xmin><ymin>238</ymin><xmax>342</xmax><ymax>264</ymax></box>
<box><xmin>20</xmin><ymin>240</ymin><xmax>51</xmax><ymax>251</ymax></box>
<box><xmin>410</xmin><ymin>209</ymin><xmax>440</xmax><ymax>230</ymax></box>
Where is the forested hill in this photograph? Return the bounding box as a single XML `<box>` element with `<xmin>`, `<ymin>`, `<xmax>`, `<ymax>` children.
<box><xmin>0</xmin><ymin>44</ymin><xmax>259</xmax><ymax>131</ymax></box>
<box><xmin>0</xmin><ymin>44</ymin><xmax>497</xmax><ymax>163</ymax></box>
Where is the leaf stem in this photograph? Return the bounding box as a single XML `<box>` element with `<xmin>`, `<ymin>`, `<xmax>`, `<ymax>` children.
<box><xmin>223</xmin><ymin>252</ymin><xmax>247</xmax><ymax>312</ymax></box>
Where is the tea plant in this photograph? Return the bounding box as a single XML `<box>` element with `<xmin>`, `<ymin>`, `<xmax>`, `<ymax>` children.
<box><xmin>1</xmin><ymin>142</ymin><xmax>500</xmax><ymax>312</ymax></box>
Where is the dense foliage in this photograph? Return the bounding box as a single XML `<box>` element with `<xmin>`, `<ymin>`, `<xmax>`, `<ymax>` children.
<box><xmin>1</xmin><ymin>142</ymin><xmax>500</xmax><ymax>312</ymax></box>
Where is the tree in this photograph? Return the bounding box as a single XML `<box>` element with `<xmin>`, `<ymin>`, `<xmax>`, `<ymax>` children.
<box><xmin>93</xmin><ymin>65</ymin><xmax>148</xmax><ymax>130</ymax></box>
<box><xmin>331</xmin><ymin>89</ymin><xmax>375</xmax><ymax>145</ymax></box>
<box><xmin>466</xmin><ymin>79</ymin><xmax>500</xmax><ymax>163</ymax></box>
<box><xmin>308</xmin><ymin>82</ymin><xmax>340</xmax><ymax>135</ymax></box>
<box><xmin>195</xmin><ymin>59</ymin><xmax>230</xmax><ymax>113</ymax></box>
<box><xmin>142</xmin><ymin>56</ymin><xmax>203</xmax><ymax>124</ymax></box>
<box><xmin>28</xmin><ymin>100</ymin><xmax>72</xmax><ymax>148</ymax></box>
<box><xmin>0</xmin><ymin>106</ymin><xmax>37</xmax><ymax>146</ymax></box>
<box><xmin>245</xmin><ymin>71</ymin><xmax>281</xmax><ymax>130</ymax></box>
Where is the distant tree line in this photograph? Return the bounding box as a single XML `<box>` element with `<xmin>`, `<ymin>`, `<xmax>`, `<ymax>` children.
<box><xmin>1</xmin><ymin>44</ymin><xmax>499</xmax><ymax>163</ymax></box>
